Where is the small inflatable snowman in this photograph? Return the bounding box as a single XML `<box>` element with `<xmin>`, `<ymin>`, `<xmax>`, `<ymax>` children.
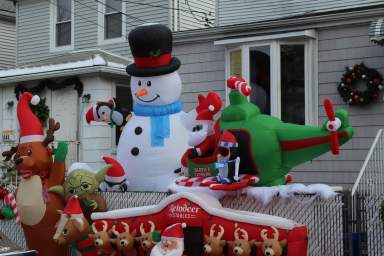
<box><xmin>117</xmin><ymin>24</ymin><xmax>188</xmax><ymax>191</ymax></box>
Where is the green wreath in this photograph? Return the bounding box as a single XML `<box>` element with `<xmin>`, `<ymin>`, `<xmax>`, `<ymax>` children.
<box><xmin>337</xmin><ymin>63</ymin><xmax>383</xmax><ymax>105</ymax></box>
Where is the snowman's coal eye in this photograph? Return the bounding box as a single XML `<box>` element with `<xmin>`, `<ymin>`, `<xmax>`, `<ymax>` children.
<box><xmin>147</xmin><ymin>81</ymin><xmax>151</xmax><ymax>87</ymax></box>
<box><xmin>138</xmin><ymin>80</ymin><xmax>142</xmax><ymax>86</ymax></box>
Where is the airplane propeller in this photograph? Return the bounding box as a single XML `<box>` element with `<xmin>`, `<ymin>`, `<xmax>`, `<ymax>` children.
<box><xmin>323</xmin><ymin>98</ymin><xmax>341</xmax><ymax>155</ymax></box>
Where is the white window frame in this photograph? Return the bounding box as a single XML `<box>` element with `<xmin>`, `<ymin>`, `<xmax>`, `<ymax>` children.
<box><xmin>222</xmin><ymin>30</ymin><xmax>318</xmax><ymax>125</ymax></box>
<box><xmin>98</xmin><ymin>0</ymin><xmax>126</xmax><ymax>45</ymax></box>
<box><xmin>50</xmin><ymin>0</ymin><xmax>74</xmax><ymax>52</ymax></box>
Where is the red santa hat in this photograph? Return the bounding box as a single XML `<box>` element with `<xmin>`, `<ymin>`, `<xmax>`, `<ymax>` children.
<box><xmin>63</xmin><ymin>195</ymin><xmax>83</xmax><ymax>215</ymax></box>
<box><xmin>162</xmin><ymin>223</ymin><xmax>186</xmax><ymax>240</ymax></box>
<box><xmin>196</xmin><ymin>92</ymin><xmax>222</xmax><ymax>121</ymax></box>
<box><xmin>219</xmin><ymin>130</ymin><xmax>238</xmax><ymax>148</ymax></box>
<box><xmin>103</xmin><ymin>156</ymin><xmax>126</xmax><ymax>183</ymax></box>
<box><xmin>17</xmin><ymin>92</ymin><xmax>44</xmax><ymax>144</ymax></box>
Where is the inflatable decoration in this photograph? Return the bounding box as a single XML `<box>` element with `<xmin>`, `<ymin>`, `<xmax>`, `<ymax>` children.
<box><xmin>91</xmin><ymin>192</ymin><xmax>308</xmax><ymax>256</ymax></box>
<box><xmin>89</xmin><ymin>220</ymin><xmax>115</xmax><ymax>256</ymax></box>
<box><xmin>176</xmin><ymin>77</ymin><xmax>353</xmax><ymax>190</ymax></box>
<box><xmin>255</xmin><ymin>227</ymin><xmax>287</xmax><ymax>256</ymax></box>
<box><xmin>99</xmin><ymin>156</ymin><xmax>129</xmax><ymax>192</ymax></box>
<box><xmin>2</xmin><ymin>92</ymin><xmax>68</xmax><ymax>256</ymax></box>
<box><xmin>53</xmin><ymin>195</ymin><xmax>97</xmax><ymax>256</ymax></box>
<box><xmin>87</xmin><ymin>23</ymin><xmax>189</xmax><ymax>192</ymax></box>
<box><xmin>180</xmin><ymin>92</ymin><xmax>222</xmax><ymax>177</ymax></box>
<box><xmin>110</xmin><ymin>221</ymin><xmax>138</xmax><ymax>256</ymax></box>
<box><xmin>86</xmin><ymin>98</ymin><xmax>130</xmax><ymax>127</ymax></box>
<box><xmin>49</xmin><ymin>162</ymin><xmax>110</xmax><ymax>222</ymax></box>
<box><xmin>150</xmin><ymin>223</ymin><xmax>186</xmax><ymax>256</ymax></box>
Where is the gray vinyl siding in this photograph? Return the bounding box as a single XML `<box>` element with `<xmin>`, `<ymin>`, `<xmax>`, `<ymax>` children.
<box><xmin>293</xmin><ymin>23</ymin><xmax>384</xmax><ymax>188</ymax></box>
<box><xmin>17</xmin><ymin>0</ymin><xmax>170</xmax><ymax>64</ymax></box>
<box><xmin>174</xmin><ymin>41</ymin><xmax>225</xmax><ymax>111</ymax></box>
<box><xmin>218</xmin><ymin>0</ymin><xmax>384</xmax><ymax>26</ymax></box>
<box><xmin>0</xmin><ymin>19</ymin><xmax>15</xmax><ymax>68</ymax></box>
<box><xmin>172</xmin><ymin>0</ymin><xmax>216</xmax><ymax>31</ymax></box>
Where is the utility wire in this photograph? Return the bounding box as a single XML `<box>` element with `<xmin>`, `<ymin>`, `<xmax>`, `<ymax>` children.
<box><xmin>95</xmin><ymin>0</ymin><xmax>146</xmax><ymax>24</ymax></box>
<box><xmin>0</xmin><ymin>8</ymin><xmax>15</xmax><ymax>14</ymax></box>
<box><xmin>46</xmin><ymin>0</ymin><xmax>128</xmax><ymax>40</ymax></box>
<box><xmin>74</xmin><ymin>0</ymin><xmax>137</xmax><ymax>27</ymax></box>
<box><xmin>184</xmin><ymin>0</ymin><xmax>213</xmax><ymax>27</ymax></box>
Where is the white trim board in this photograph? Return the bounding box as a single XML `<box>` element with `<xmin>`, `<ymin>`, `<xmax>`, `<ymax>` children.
<box><xmin>214</xmin><ymin>29</ymin><xmax>316</xmax><ymax>46</ymax></box>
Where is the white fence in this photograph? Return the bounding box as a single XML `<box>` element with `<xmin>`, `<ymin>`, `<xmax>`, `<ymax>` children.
<box><xmin>351</xmin><ymin>129</ymin><xmax>384</xmax><ymax>256</ymax></box>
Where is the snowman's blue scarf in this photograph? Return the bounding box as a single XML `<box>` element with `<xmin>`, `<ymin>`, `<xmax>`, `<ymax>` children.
<box><xmin>133</xmin><ymin>100</ymin><xmax>182</xmax><ymax>146</ymax></box>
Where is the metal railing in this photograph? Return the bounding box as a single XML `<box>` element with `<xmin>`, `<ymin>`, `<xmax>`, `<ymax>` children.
<box><xmin>351</xmin><ymin>129</ymin><xmax>384</xmax><ymax>256</ymax></box>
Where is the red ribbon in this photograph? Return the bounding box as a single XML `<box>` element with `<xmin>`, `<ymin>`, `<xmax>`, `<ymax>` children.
<box><xmin>134</xmin><ymin>53</ymin><xmax>172</xmax><ymax>68</ymax></box>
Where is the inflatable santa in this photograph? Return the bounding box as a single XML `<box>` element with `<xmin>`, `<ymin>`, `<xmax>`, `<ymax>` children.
<box><xmin>151</xmin><ymin>223</ymin><xmax>186</xmax><ymax>256</ymax></box>
<box><xmin>116</xmin><ymin>24</ymin><xmax>189</xmax><ymax>191</ymax></box>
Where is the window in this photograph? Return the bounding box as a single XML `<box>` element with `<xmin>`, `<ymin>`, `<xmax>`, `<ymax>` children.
<box><xmin>224</xmin><ymin>31</ymin><xmax>317</xmax><ymax>125</ymax></box>
<box><xmin>51</xmin><ymin>0</ymin><xmax>73</xmax><ymax>51</ymax></box>
<box><xmin>98</xmin><ymin>0</ymin><xmax>126</xmax><ymax>44</ymax></box>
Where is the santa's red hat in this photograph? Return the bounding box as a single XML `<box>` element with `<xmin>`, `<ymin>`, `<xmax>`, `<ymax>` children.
<box><xmin>103</xmin><ymin>156</ymin><xmax>126</xmax><ymax>183</ymax></box>
<box><xmin>17</xmin><ymin>92</ymin><xmax>43</xmax><ymax>144</ymax></box>
<box><xmin>162</xmin><ymin>223</ymin><xmax>186</xmax><ymax>240</ymax></box>
<box><xmin>195</xmin><ymin>92</ymin><xmax>222</xmax><ymax>121</ymax></box>
<box><xmin>63</xmin><ymin>195</ymin><xmax>83</xmax><ymax>215</ymax></box>
<box><xmin>219</xmin><ymin>130</ymin><xmax>238</xmax><ymax>148</ymax></box>
<box><xmin>85</xmin><ymin>106</ymin><xmax>96</xmax><ymax>124</ymax></box>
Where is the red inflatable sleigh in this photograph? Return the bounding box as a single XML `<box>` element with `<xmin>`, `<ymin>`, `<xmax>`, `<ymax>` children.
<box><xmin>91</xmin><ymin>192</ymin><xmax>307</xmax><ymax>256</ymax></box>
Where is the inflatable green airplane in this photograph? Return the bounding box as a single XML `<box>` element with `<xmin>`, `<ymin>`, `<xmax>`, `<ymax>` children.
<box><xmin>219</xmin><ymin>78</ymin><xmax>354</xmax><ymax>186</ymax></box>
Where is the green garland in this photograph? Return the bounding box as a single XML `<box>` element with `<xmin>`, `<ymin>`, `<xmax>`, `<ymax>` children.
<box><xmin>337</xmin><ymin>63</ymin><xmax>383</xmax><ymax>105</ymax></box>
<box><xmin>14</xmin><ymin>77</ymin><xmax>83</xmax><ymax>127</ymax></box>
<box><xmin>30</xmin><ymin>97</ymin><xmax>50</xmax><ymax>127</ymax></box>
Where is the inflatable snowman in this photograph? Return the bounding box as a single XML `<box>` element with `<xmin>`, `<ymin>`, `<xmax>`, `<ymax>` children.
<box><xmin>117</xmin><ymin>24</ymin><xmax>188</xmax><ymax>191</ymax></box>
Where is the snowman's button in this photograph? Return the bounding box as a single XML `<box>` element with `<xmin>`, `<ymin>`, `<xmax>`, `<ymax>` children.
<box><xmin>131</xmin><ymin>147</ymin><xmax>139</xmax><ymax>156</ymax></box>
<box><xmin>134</xmin><ymin>127</ymin><xmax>142</xmax><ymax>135</ymax></box>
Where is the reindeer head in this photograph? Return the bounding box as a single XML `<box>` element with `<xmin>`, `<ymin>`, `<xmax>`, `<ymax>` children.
<box><xmin>89</xmin><ymin>220</ymin><xmax>113</xmax><ymax>250</ymax></box>
<box><xmin>135</xmin><ymin>221</ymin><xmax>156</xmax><ymax>253</ymax></box>
<box><xmin>203</xmin><ymin>224</ymin><xmax>226</xmax><ymax>256</ymax></box>
<box><xmin>111</xmin><ymin>221</ymin><xmax>137</xmax><ymax>251</ymax></box>
<box><xmin>3</xmin><ymin>118</ymin><xmax>59</xmax><ymax>179</ymax></box>
<box><xmin>53</xmin><ymin>210</ymin><xmax>90</xmax><ymax>246</ymax></box>
<box><xmin>229</xmin><ymin>228</ymin><xmax>255</xmax><ymax>256</ymax></box>
<box><xmin>255</xmin><ymin>227</ymin><xmax>287</xmax><ymax>256</ymax></box>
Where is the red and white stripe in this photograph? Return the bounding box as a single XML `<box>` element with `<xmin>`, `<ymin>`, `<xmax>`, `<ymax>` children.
<box><xmin>227</xmin><ymin>76</ymin><xmax>252</xmax><ymax>96</ymax></box>
<box><xmin>4</xmin><ymin>193</ymin><xmax>20</xmax><ymax>224</ymax></box>
<box><xmin>176</xmin><ymin>174</ymin><xmax>259</xmax><ymax>188</ymax></box>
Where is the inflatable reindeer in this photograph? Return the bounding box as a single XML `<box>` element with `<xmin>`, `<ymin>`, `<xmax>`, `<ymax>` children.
<box><xmin>89</xmin><ymin>220</ymin><xmax>116</xmax><ymax>256</ymax></box>
<box><xmin>228</xmin><ymin>228</ymin><xmax>255</xmax><ymax>256</ymax></box>
<box><xmin>111</xmin><ymin>222</ymin><xmax>137</xmax><ymax>256</ymax></box>
<box><xmin>255</xmin><ymin>227</ymin><xmax>287</xmax><ymax>256</ymax></box>
<box><xmin>53</xmin><ymin>195</ymin><xmax>97</xmax><ymax>256</ymax></box>
<box><xmin>203</xmin><ymin>224</ymin><xmax>226</xmax><ymax>256</ymax></box>
<box><xmin>136</xmin><ymin>221</ymin><xmax>156</xmax><ymax>255</ymax></box>
<box><xmin>2</xmin><ymin>92</ymin><xmax>68</xmax><ymax>256</ymax></box>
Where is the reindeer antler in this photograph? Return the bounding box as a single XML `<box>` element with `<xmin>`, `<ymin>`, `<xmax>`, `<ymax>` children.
<box><xmin>235</xmin><ymin>228</ymin><xmax>248</xmax><ymax>241</ymax></box>
<box><xmin>121</xmin><ymin>221</ymin><xmax>130</xmax><ymax>233</ymax></box>
<box><xmin>112</xmin><ymin>225</ymin><xmax>120</xmax><ymax>236</ymax></box>
<box><xmin>271</xmin><ymin>226</ymin><xmax>279</xmax><ymax>241</ymax></box>
<box><xmin>91</xmin><ymin>222</ymin><xmax>98</xmax><ymax>234</ymax></box>
<box><xmin>101</xmin><ymin>220</ymin><xmax>108</xmax><ymax>232</ymax></box>
<box><xmin>2</xmin><ymin>146</ymin><xmax>18</xmax><ymax>161</ymax></box>
<box><xmin>209</xmin><ymin>224</ymin><xmax>216</xmax><ymax>237</ymax></box>
<box><xmin>43</xmin><ymin>118</ymin><xmax>60</xmax><ymax>146</ymax></box>
<box><xmin>217</xmin><ymin>225</ymin><xmax>224</xmax><ymax>240</ymax></box>
<box><xmin>140</xmin><ymin>221</ymin><xmax>155</xmax><ymax>235</ymax></box>
<box><xmin>148</xmin><ymin>221</ymin><xmax>155</xmax><ymax>232</ymax></box>
<box><xmin>260</xmin><ymin>229</ymin><xmax>268</xmax><ymax>242</ymax></box>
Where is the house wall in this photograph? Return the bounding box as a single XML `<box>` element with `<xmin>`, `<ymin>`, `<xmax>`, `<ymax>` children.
<box><xmin>172</xmin><ymin>0</ymin><xmax>216</xmax><ymax>31</ymax></box>
<box><xmin>0</xmin><ymin>19</ymin><xmax>16</xmax><ymax>68</ymax></box>
<box><xmin>217</xmin><ymin>0</ymin><xmax>383</xmax><ymax>26</ymax></box>
<box><xmin>294</xmin><ymin>23</ymin><xmax>384</xmax><ymax>188</ymax></box>
<box><xmin>16</xmin><ymin>0</ymin><xmax>170</xmax><ymax>65</ymax></box>
<box><xmin>174</xmin><ymin>41</ymin><xmax>226</xmax><ymax>111</ymax></box>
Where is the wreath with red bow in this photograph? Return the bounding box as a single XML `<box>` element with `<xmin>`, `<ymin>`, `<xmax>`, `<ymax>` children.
<box><xmin>337</xmin><ymin>63</ymin><xmax>383</xmax><ymax>105</ymax></box>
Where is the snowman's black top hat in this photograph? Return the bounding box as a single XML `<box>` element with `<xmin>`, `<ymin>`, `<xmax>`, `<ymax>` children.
<box><xmin>126</xmin><ymin>23</ymin><xmax>181</xmax><ymax>77</ymax></box>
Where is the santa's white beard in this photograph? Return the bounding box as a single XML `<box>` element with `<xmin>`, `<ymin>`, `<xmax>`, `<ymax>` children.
<box><xmin>151</xmin><ymin>240</ymin><xmax>183</xmax><ymax>256</ymax></box>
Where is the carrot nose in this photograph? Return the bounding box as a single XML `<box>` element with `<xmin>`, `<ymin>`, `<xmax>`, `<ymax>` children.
<box><xmin>135</xmin><ymin>88</ymin><xmax>148</xmax><ymax>97</ymax></box>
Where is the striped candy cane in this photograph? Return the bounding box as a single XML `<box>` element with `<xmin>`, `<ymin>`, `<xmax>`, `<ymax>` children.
<box><xmin>227</xmin><ymin>76</ymin><xmax>252</xmax><ymax>96</ymax></box>
<box><xmin>4</xmin><ymin>193</ymin><xmax>20</xmax><ymax>224</ymax></box>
